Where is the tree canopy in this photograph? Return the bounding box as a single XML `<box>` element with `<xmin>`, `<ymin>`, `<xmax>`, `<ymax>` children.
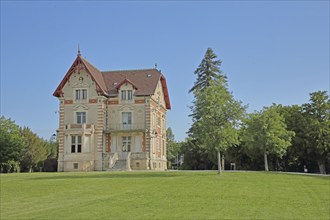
<box><xmin>188</xmin><ymin>48</ymin><xmax>246</xmax><ymax>174</ymax></box>
<box><xmin>0</xmin><ymin>116</ymin><xmax>57</xmax><ymax>173</ymax></box>
<box><xmin>0</xmin><ymin>116</ymin><xmax>25</xmax><ymax>172</ymax></box>
<box><xmin>301</xmin><ymin>91</ymin><xmax>330</xmax><ymax>174</ymax></box>
<box><xmin>189</xmin><ymin>48</ymin><xmax>227</xmax><ymax>93</ymax></box>
<box><xmin>242</xmin><ymin>105</ymin><xmax>294</xmax><ymax>171</ymax></box>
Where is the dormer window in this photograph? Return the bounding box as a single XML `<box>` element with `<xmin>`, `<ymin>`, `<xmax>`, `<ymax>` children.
<box><xmin>121</xmin><ymin>90</ymin><xmax>126</xmax><ymax>100</ymax></box>
<box><xmin>121</xmin><ymin>90</ymin><xmax>133</xmax><ymax>101</ymax></box>
<box><xmin>128</xmin><ymin>90</ymin><xmax>133</xmax><ymax>100</ymax></box>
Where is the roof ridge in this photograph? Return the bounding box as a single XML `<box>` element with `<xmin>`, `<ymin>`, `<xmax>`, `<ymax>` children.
<box><xmin>101</xmin><ymin>68</ymin><xmax>157</xmax><ymax>73</ymax></box>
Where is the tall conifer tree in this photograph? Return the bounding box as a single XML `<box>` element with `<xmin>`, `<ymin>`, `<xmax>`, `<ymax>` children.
<box><xmin>189</xmin><ymin>48</ymin><xmax>226</xmax><ymax>93</ymax></box>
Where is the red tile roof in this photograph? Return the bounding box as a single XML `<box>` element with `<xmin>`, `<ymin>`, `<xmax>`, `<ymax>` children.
<box><xmin>53</xmin><ymin>55</ymin><xmax>171</xmax><ymax>109</ymax></box>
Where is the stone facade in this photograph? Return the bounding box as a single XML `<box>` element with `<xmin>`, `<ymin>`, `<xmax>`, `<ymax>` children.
<box><xmin>53</xmin><ymin>53</ymin><xmax>170</xmax><ymax>171</ymax></box>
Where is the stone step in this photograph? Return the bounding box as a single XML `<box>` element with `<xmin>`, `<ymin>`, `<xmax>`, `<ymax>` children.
<box><xmin>108</xmin><ymin>159</ymin><xmax>131</xmax><ymax>171</ymax></box>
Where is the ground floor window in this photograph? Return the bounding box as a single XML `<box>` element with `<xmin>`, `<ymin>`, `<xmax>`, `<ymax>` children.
<box><xmin>73</xmin><ymin>163</ymin><xmax>78</xmax><ymax>169</ymax></box>
<box><xmin>122</xmin><ymin>136</ymin><xmax>131</xmax><ymax>152</ymax></box>
<box><xmin>71</xmin><ymin>135</ymin><xmax>82</xmax><ymax>153</ymax></box>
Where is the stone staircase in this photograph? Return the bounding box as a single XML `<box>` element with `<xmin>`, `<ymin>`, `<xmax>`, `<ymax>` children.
<box><xmin>108</xmin><ymin>159</ymin><xmax>131</xmax><ymax>171</ymax></box>
<box><xmin>108</xmin><ymin>152</ymin><xmax>131</xmax><ymax>171</ymax></box>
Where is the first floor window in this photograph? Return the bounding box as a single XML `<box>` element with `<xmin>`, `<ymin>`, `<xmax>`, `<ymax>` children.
<box><xmin>76</xmin><ymin>112</ymin><xmax>86</xmax><ymax>124</ymax></box>
<box><xmin>122</xmin><ymin>112</ymin><xmax>132</xmax><ymax>129</ymax></box>
<box><xmin>71</xmin><ymin>135</ymin><xmax>82</xmax><ymax>153</ymax></box>
<box><xmin>122</xmin><ymin>136</ymin><xmax>131</xmax><ymax>152</ymax></box>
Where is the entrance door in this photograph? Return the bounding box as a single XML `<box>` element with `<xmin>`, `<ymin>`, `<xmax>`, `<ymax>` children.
<box><xmin>120</xmin><ymin>136</ymin><xmax>131</xmax><ymax>159</ymax></box>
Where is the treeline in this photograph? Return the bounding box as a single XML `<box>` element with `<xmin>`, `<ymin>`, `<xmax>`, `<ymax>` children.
<box><xmin>0</xmin><ymin>116</ymin><xmax>57</xmax><ymax>173</ymax></box>
<box><xmin>167</xmin><ymin>48</ymin><xmax>330</xmax><ymax>174</ymax></box>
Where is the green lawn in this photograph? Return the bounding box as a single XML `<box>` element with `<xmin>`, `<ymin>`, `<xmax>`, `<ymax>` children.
<box><xmin>0</xmin><ymin>171</ymin><xmax>329</xmax><ymax>219</ymax></box>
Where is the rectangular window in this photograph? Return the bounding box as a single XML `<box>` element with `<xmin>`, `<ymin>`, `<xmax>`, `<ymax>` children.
<box><xmin>82</xmin><ymin>89</ymin><xmax>87</xmax><ymax>99</ymax></box>
<box><xmin>75</xmin><ymin>90</ymin><xmax>81</xmax><ymax>100</ymax></box>
<box><xmin>75</xmin><ymin>89</ymin><xmax>88</xmax><ymax>100</ymax></box>
<box><xmin>122</xmin><ymin>112</ymin><xmax>132</xmax><ymax>129</ymax></box>
<box><xmin>122</xmin><ymin>136</ymin><xmax>131</xmax><ymax>152</ymax></box>
<box><xmin>71</xmin><ymin>135</ymin><xmax>83</xmax><ymax>153</ymax></box>
<box><xmin>77</xmin><ymin>136</ymin><xmax>82</xmax><ymax>153</ymax></box>
<box><xmin>121</xmin><ymin>90</ymin><xmax>126</xmax><ymax>100</ymax></box>
<box><xmin>73</xmin><ymin>163</ymin><xmax>78</xmax><ymax>169</ymax></box>
<box><xmin>127</xmin><ymin>90</ymin><xmax>133</xmax><ymax>100</ymax></box>
<box><xmin>76</xmin><ymin>112</ymin><xmax>86</xmax><ymax>124</ymax></box>
<box><xmin>71</xmin><ymin>137</ymin><xmax>75</xmax><ymax>153</ymax></box>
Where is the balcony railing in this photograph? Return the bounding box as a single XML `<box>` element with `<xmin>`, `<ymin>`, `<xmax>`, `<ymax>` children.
<box><xmin>65</xmin><ymin>124</ymin><xmax>95</xmax><ymax>131</ymax></box>
<box><xmin>106</xmin><ymin>123</ymin><xmax>145</xmax><ymax>132</ymax></box>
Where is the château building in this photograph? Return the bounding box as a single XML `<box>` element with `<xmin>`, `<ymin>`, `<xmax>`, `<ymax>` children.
<box><xmin>53</xmin><ymin>51</ymin><xmax>170</xmax><ymax>171</ymax></box>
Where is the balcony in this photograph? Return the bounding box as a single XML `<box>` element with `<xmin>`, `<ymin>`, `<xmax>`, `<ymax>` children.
<box><xmin>105</xmin><ymin>123</ymin><xmax>145</xmax><ymax>133</ymax></box>
<box><xmin>65</xmin><ymin>124</ymin><xmax>95</xmax><ymax>134</ymax></box>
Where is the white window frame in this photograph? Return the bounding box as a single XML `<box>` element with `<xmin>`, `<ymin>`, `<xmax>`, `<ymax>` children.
<box><xmin>121</xmin><ymin>90</ymin><xmax>133</xmax><ymax>102</ymax></box>
<box><xmin>127</xmin><ymin>90</ymin><xmax>133</xmax><ymax>100</ymax></box>
<box><xmin>82</xmin><ymin>89</ymin><xmax>88</xmax><ymax>100</ymax></box>
<box><xmin>122</xmin><ymin>136</ymin><xmax>131</xmax><ymax>152</ymax></box>
<box><xmin>71</xmin><ymin>135</ymin><xmax>82</xmax><ymax>153</ymax></box>
<box><xmin>122</xmin><ymin>112</ymin><xmax>132</xmax><ymax>129</ymax></box>
<box><xmin>75</xmin><ymin>89</ymin><xmax>88</xmax><ymax>101</ymax></box>
<box><xmin>76</xmin><ymin>112</ymin><xmax>86</xmax><ymax>124</ymax></box>
<box><xmin>121</xmin><ymin>90</ymin><xmax>126</xmax><ymax>100</ymax></box>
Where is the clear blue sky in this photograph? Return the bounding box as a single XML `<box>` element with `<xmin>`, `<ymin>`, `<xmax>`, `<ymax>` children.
<box><xmin>1</xmin><ymin>1</ymin><xmax>329</xmax><ymax>141</ymax></box>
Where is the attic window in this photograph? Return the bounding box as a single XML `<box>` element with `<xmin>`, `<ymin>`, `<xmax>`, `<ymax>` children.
<box><xmin>147</xmin><ymin>74</ymin><xmax>152</xmax><ymax>78</ymax></box>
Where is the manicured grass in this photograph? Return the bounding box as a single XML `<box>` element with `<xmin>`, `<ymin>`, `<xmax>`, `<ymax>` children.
<box><xmin>0</xmin><ymin>171</ymin><xmax>329</xmax><ymax>219</ymax></box>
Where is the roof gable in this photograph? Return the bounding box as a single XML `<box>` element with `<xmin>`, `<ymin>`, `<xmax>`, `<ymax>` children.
<box><xmin>116</xmin><ymin>78</ymin><xmax>138</xmax><ymax>90</ymax></box>
<box><xmin>53</xmin><ymin>55</ymin><xmax>171</xmax><ymax>109</ymax></box>
<box><xmin>53</xmin><ymin>55</ymin><xmax>108</xmax><ymax>97</ymax></box>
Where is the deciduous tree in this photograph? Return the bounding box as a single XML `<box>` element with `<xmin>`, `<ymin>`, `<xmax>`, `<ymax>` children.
<box><xmin>190</xmin><ymin>80</ymin><xmax>246</xmax><ymax>173</ymax></box>
<box><xmin>0</xmin><ymin>116</ymin><xmax>24</xmax><ymax>172</ymax></box>
<box><xmin>242</xmin><ymin>105</ymin><xmax>294</xmax><ymax>171</ymax></box>
<box><xmin>302</xmin><ymin>91</ymin><xmax>330</xmax><ymax>174</ymax></box>
<box><xmin>20</xmin><ymin>127</ymin><xmax>47</xmax><ymax>172</ymax></box>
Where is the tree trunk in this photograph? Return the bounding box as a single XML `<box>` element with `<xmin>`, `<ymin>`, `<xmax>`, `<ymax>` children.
<box><xmin>221</xmin><ymin>154</ymin><xmax>225</xmax><ymax>172</ymax></box>
<box><xmin>217</xmin><ymin>150</ymin><xmax>222</xmax><ymax>174</ymax></box>
<box><xmin>264</xmin><ymin>152</ymin><xmax>269</xmax><ymax>172</ymax></box>
<box><xmin>318</xmin><ymin>161</ymin><xmax>326</xmax><ymax>174</ymax></box>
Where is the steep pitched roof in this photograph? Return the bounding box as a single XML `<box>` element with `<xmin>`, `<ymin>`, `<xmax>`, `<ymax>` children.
<box><xmin>53</xmin><ymin>54</ymin><xmax>108</xmax><ymax>97</ymax></box>
<box><xmin>80</xmin><ymin>57</ymin><xmax>108</xmax><ymax>95</ymax></box>
<box><xmin>53</xmin><ymin>56</ymin><xmax>171</xmax><ymax>109</ymax></box>
<box><xmin>102</xmin><ymin>69</ymin><xmax>171</xmax><ymax>109</ymax></box>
